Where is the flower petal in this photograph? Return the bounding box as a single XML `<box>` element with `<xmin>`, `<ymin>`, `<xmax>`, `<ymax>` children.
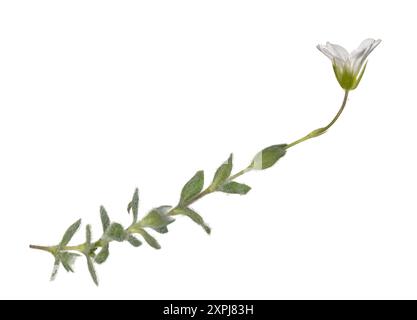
<box><xmin>351</xmin><ymin>39</ymin><xmax>381</xmax><ymax>75</ymax></box>
<box><xmin>325</xmin><ymin>42</ymin><xmax>349</xmax><ymax>61</ymax></box>
<box><xmin>317</xmin><ymin>44</ymin><xmax>346</xmax><ymax>69</ymax></box>
<box><xmin>317</xmin><ymin>44</ymin><xmax>335</xmax><ymax>60</ymax></box>
<box><xmin>350</xmin><ymin>38</ymin><xmax>375</xmax><ymax>57</ymax></box>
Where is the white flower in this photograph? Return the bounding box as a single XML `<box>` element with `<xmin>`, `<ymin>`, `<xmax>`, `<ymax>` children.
<box><xmin>317</xmin><ymin>38</ymin><xmax>381</xmax><ymax>90</ymax></box>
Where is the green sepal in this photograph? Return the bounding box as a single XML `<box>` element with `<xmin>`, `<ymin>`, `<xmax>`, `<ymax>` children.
<box><xmin>352</xmin><ymin>62</ymin><xmax>367</xmax><ymax>90</ymax></box>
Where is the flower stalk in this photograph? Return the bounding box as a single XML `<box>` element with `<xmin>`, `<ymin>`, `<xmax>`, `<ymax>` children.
<box><xmin>285</xmin><ymin>90</ymin><xmax>349</xmax><ymax>149</ymax></box>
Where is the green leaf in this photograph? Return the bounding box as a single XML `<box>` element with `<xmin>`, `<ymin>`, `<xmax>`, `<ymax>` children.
<box><xmin>86</xmin><ymin>256</ymin><xmax>99</xmax><ymax>286</ymax></box>
<box><xmin>251</xmin><ymin>144</ymin><xmax>287</xmax><ymax>170</ymax></box>
<box><xmin>127</xmin><ymin>188</ymin><xmax>139</xmax><ymax>223</ymax></box>
<box><xmin>139</xmin><ymin>206</ymin><xmax>174</xmax><ymax>232</ymax></box>
<box><xmin>51</xmin><ymin>220</ymin><xmax>80</xmax><ymax>281</ymax></box>
<box><xmin>100</xmin><ymin>206</ymin><xmax>110</xmax><ymax>232</ymax></box>
<box><xmin>171</xmin><ymin>207</ymin><xmax>211</xmax><ymax>234</ymax></box>
<box><xmin>154</xmin><ymin>226</ymin><xmax>169</xmax><ymax>234</ymax></box>
<box><xmin>179</xmin><ymin>170</ymin><xmax>204</xmax><ymax>205</ymax></box>
<box><xmin>95</xmin><ymin>244</ymin><xmax>109</xmax><ymax>264</ymax></box>
<box><xmin>220</xmin><ymin>181</ymin><xmax>251</xmax><ymax>195</ymax></box>
<box><xmin>136</xmin><ymin>229</ymin><xmax>161</xmax><ymax>249</ymax></box>
<box><xmin>105</xmin><ymin>223</ymin><xmax>126</xmax><ymax>242</ymax></box>
<box><xmin>86</xmin><ymin>224</ymin><xmax>92</xmax><ymax>245</ymax></box>
<box><xmin>58</xmin><ymin>219</ymin><xmax>82</xmax><ymax>249</ymax></box>
<box><xmin>50</xmin><ymin>257</ymin><xmax>60</xmax><ymax>281</ymax></box>
<box><xmin>127</xmin><ymin>235</ymin><xmax>142</xmax><ymax>247</ymax></box>
<box><xmin>60</xmin><ymin>252</ymin><xmax>80</xmax><ymax>272</ymax></box>
<box><xmin>210</xmin><ymin>154</ymin><xmax>233</xmax><ymax>190</ymax></box>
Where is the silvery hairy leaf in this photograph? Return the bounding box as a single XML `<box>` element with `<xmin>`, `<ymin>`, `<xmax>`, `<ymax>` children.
<box><xmin>179</xmin><ymin>170</ymin><xmax>204</xmax><ymax>205</ymax></box>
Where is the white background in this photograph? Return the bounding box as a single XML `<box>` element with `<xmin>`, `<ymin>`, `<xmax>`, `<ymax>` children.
<box><xmin>0</xmin><ymin>0</ymin><xmax>416</xmax><ymax>299</ymax></box>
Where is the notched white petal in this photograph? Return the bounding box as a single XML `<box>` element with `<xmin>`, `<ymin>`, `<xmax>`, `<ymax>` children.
<box><xmin>352</xmin><ymin>38</ymin><xmax>381</xmax><ymax>59</ymax></box>
<box><xmin>316</xmin><ymin>44</ymin><xmax>335</xmax><ymax>60</ymax></box>
<box><xmin>326</xmin><ymin>42</ymin><xmax>349</xmax><ymax>60</ymax></box>
<box><xmin>351</xmin><ymin>38</ymin><xmax>375</xmax><ymax>55</ymax></box>
<box><xmin>352</xmin><ymin>38</ymin><xmax>381</xmax><ymax>75</ymax></box>
<box><xmin>317</xmin><ymin>43</ymin><xmax>349</xmax><ymax>69</ymax></box>
<box><xmin>368</xmin><ymin>39</ymin><xmax>382</xmax><ymax>54</ymax></box>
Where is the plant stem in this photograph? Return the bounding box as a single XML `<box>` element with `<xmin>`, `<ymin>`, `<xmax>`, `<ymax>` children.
<box><xmin>285</xmin><ymin>90</ymin><xmax>349</xmax><ymax>149</ymax></box>
<box><xmin>29</xmin><ymin>240</ymin><xmax>100</xmax><ymax>254</ymax></box>
<box><xmin>228</xmin><ymin>165</ymin><xmax>253</xmax><ymax>181</ymax></box>
<box><xmin>29</xmin><ymin>245</ymin><xmax>54</xmax><ymax>253</ymax></box>
<box><xmin>187</xmin><ymin>187</ymin><xmax>212</xmax><ymax>205</ymax></box>
<box><xmin>30</xmin><ymin>90</ymin><xmax>350</xmax><ymax>258</ymax></box>
<box><xmin>187</xmin><ymin>90</ymin><xmax>350</xmax><ymax>211</ymax></box>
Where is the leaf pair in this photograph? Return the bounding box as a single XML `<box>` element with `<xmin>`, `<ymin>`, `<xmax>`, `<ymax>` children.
<box><xmin>97</xmin><ymin>205</ymin><xmax>143</xmax><ymax>262</ymax></box>
<box><xmin>170</xmin><ymin>207</ymin><xmax>211</xmax><ymax>234</ymax></box>
<box><xmin>50</xmin><ymin>219</ymin><xmax>82</xmax><ymax>281</ymax></box>
<box><xmin>174</xmin><ymin>154</ymin><xmax>248</xmax><ymax>235</ymax></box>
<box><xmin>177</xmin><ymin>173</ymin><xmax>212</xmax><ymax>233</ymax></box>
<box><xmin>129</xmin><ymin>206</ymin><xmax>175</xmax><ymax>249</ymax></box>
<box><xmin>180</xmin><ymin>154</ymin><xmax>251</xmax><ymax>203</ymax></box>
<box><xmin>84</xmin><ymin>224</ymin><xmax>99</xmax><ymax>286</ymax></box>
<box><xmin>95</xmin><ymin>206</ymin><xmax>111</xmax><ymax>265</ymax></box>
<box><xmin>50</xmin><ymin>218</ymin><xmax>99</xmax><ymax>286</ymax></box>
<box><xmin>211</xmin><ymin>154</ymin><xmax>251</xmax><ymax>194</ymax></box>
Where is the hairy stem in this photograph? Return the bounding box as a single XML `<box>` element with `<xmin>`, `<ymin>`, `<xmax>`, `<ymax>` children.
<box><xmin>30</xmin><ymin>241</ymin><xmax>101</xmax><ymax>255</ymax></box>
<box><xmin>30</xmin><ymin>90</ymin><xmax>350</xmax><ymax>264</ymax></box>
<box><xmin>29</xmin><ymin>245</ymin><xmax>54</xmax><ymax>253</ymax></box>
<box><xmin>186</xmin><ymin>187</ymin><xmax>213</xmax><ymax>206</ymax></box>
<box><xmin>228</xmin><ymin>165</ymin><xmax>253</xmax><ymax>181</ymax></box>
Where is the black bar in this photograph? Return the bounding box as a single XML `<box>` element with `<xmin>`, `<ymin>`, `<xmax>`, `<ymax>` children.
<box><xmin>0</xmin><ymin>299</ymin><xmax>415</xmax><ymax>318</ymax></box>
